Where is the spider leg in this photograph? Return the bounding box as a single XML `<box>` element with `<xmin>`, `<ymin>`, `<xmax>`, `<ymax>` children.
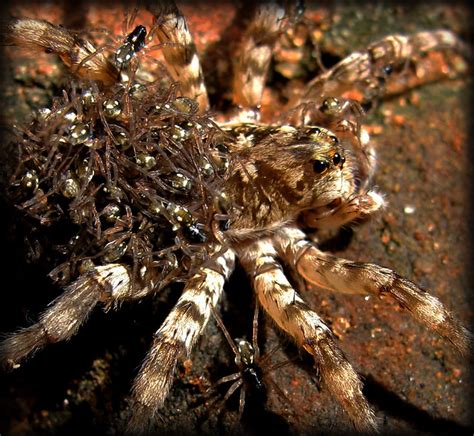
<box><xmin>127</xmin><ymin>249</ymin><xmax>235</xmax><ymax>431</ymax></box>
<box><xmin>206</xmin><ymin>377</ymin><xmax>243</xmax><ymax>420</ymax></box>
<box><xmin>262</xmin><ymin>357</ymin><xmax>292</xmax><ymax>375</ymax></box>
<box><xmin>274</xmin><ymin>227</ymin><xmax>473</xmax><ymax>355</ymax></box>
<box><xmin>252</xmin><ymin>299</ymin><xmax>260</xmax><ymax>359</ymax></box>
<box><xmin>217</xmin><ymin>379</ymin><xmax>244</xmax><ymax>416</ymax></box>
<box><xmin>212</xmin><ymin>306</ymin><xmax>241</xmax><ymax>357</ymax></box>
<box><xmin>1</xmin><ymin>18</ymin><xmax>118</xmax><ymax>85</ymax></box>
<box><xmin>221</xmin><ymin>378</ymin><xmax>243</xmax><ymax>406</ymax></box>
<box><xmin>238</xmin><ymin>382</ymin><xmax>246</xmax><ymax>417</ymax></box>
<box><xmin>238</xmin><ymin>240</ymin><xmax>378</xmax><ymax>433</ymax></box>
<box><xmin>213</xmin><ymin>372</ymin><xmax>241</xmax><ymax>388</ymax></box>
<box><xmin>258</xmin><ymin>343</ymin><xmax>281</xmax><ymax>368</ymax></box>
<box><xmin>0</xmin><ymin>264</ymin><xmax>157</xmax><ymax>368</ymax></box>
<box><xmin>293</xmin><ymin>29</ymin><xmax>468</xmax><ymax>108</ymax></box>
<box><xmin>148</xmin><ymin>1</ymin><xmax>209</xmax><ymax>111</ymax></box>
<box><xmin>265</xmin><ymin>374</ymin><xmax>294</xmax><ymax>413</ymax></box>
<box><xmin>231</xmin><ymin>3</ymin><xmax>286</xmax><ymax>121</ymax></box>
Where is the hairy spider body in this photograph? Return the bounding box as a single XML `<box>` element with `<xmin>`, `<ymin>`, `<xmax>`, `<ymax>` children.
<box><xmin>0</xmin><ymin>2</ymin><xmax>471</xmax><ymax>434</ymax></box>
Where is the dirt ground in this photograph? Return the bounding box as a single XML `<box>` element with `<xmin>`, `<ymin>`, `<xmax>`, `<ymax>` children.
<box><xmin>0</xmin><ymin>2</ymin><xmax>472</xmax><ymax>435</ymax></box>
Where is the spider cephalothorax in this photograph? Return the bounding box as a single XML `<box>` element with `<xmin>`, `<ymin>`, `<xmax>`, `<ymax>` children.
<box><xmin>0</xmin><ymin>1</ymin><xmax>471</xmax><ymax>434</ymax></box>
<box><xmin>223</xmin><ymin>124</ymin><xmax>354</xmax><ymax>238</ymax></box>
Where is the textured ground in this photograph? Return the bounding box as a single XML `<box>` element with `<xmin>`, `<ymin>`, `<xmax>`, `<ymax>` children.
<box><xmin>0</xmin><ymin>2</ymin><xmax>472</xmax><ymax>435</ymax></box>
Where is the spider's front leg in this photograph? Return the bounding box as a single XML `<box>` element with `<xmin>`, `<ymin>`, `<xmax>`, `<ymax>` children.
<box><xmin>274</xmin><ymin>227</ymin><xmax>472</xmax><ymax>355</ymax></box>
<box><xmin>0</xmin><ymin>264</ymin><xmax>158</xmax><ymax>368</ymax></box>
<box><xmin>293</xmin><ymin>29</ymin><xmax>468</xmax><ymax>108</ymax></box>
<box><xmin>127</xmin><ymin>249</ymin><xmax>235</xmax><ymax>432</ymax></box>
<box><xmin>237</xmin><ymin>240</ymin><xmax>378</xmax><ymax>433</ymax></box>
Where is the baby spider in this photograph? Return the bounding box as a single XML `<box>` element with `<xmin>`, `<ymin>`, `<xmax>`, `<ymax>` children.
<box><xmin>208</xmin><ymin>304</ymin><xmax>293</xmax><ymax>418</ymax></box>
<box><xmin>115</xmin><ymin>24</ymin><xmax>148</xmax><ymax>71</ymax></box>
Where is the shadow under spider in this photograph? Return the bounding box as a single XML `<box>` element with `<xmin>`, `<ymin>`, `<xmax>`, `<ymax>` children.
<box><xmin>363</xmin><ymin>375</ymin><xmax>473</xmax><ymax>434</ymax></box>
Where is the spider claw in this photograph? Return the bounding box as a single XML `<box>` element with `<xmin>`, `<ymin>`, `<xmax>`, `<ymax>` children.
<box><xmin>0</xmin><ymin>325</ymin><xmax>47</xmax><ymax>368</ymax></box>
<box><xmin>307</xmin><ymin>338</ymin><xmax>379</xmax><ymax>433</ymax></box>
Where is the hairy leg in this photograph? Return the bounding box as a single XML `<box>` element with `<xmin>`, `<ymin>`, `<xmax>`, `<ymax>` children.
<box><xmin>127</xmin><ymin>249</ymin><xmax>235</xmax><ymax>432</ymax></box>
<box><xmin>274</xmin><ymin>227</ymin><xmax>472</xmax><ymax>355</ymax></box>
<box><xmin>231</xmin><ymin>2</ymin><xmax>286</xmax><ymax>121</ymax></box>
<box><xmin>0</xmin><ymin>264</ymin><xmax>158</xmax><ymax>368</ymax></box>
<box><xmin>149</xmin><ymin>0</ymin><xmax>209</xmax><ymax>111</ymax></box>
<box><xmin>292</xmin><ymin>29</ymin><xmax>468</xmax><ymax>108</ymax></box>
<box><xmin>2</xmin><ymin>18</ymin><xmax>118</xmax><ymax>84</ymax></box>
<box><xmin>238</xmin><ymin>239</ymin><xmax>378</xmax><ymax>433</ymax></box>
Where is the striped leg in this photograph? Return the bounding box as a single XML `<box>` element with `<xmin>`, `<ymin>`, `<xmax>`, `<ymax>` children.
<box><xmin>292</xmin><ymin>30</ymin><xmax>468</xmax><ymax>108</ymax></box>
<box><xmin>238</xmin><ymin>240</ymin><xmax>378</xmax><ymax>433</ymax></box>
<box><xmin>274</xmin><ymin>227</ymin><xmax>472</xmax><ymax>355</ymax></box>
<box><xmin>0</xmin><ymin>264</ymin><xmax>157</xmax><ymax>368</ymax></box>
<box><xmin>127</xmin><ymin>249</ymin><xmax>235</xmax><ymax>432</ymax></box>
<box><xmin>231</xmin><ymin>2</ymin><xmax>286</xmax><ymax>121</ymax></box>
<box><xmin>149</xmin><ymin>1</ymin><xmax>209</xmax><ymax>111</ymax></box>
<box><xmin>2</xmin><ymin>18</ymin><xmax>119</xmax><ymax>85</ymax></box>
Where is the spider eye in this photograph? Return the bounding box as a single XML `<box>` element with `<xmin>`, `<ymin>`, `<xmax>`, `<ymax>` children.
<box><xmin>333</xmin><ymin>153</ymin><xmax>341</xmax><ymax>165</ymax></box>
<box><xmin>320</xmin><ymin>97</ymin><xmax>340</xmax><ymax>114</ymax></box>
<box><xmin>313</xmin><ymin>159</ymin><xmax>329</xmax><ymax>174</ymax></box>
<box><xmin>383</xmin><ymin>65</ymin><xmax>393</xmax><ymax>76</ymax></box>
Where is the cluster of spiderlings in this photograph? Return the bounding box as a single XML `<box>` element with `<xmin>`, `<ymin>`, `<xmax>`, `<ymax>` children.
<box><xmin>10</xmin><ymin>78</ymin><xmax>233</xmax><ymax>289</ymax></box>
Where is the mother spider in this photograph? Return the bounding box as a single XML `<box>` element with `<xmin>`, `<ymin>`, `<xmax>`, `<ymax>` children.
<box><xmin>0</xmin><ymin>1</ymin><xmax>471</xmax><ymax>433</ymax></box>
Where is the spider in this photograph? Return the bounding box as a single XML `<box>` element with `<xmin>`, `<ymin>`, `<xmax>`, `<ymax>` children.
<box><xmin>0</xmin><ymin>1</ymin><xmax>471</xmax><ymax>434</ymax></box>
<box><xmin>208</xmin><ymin>303</ymin><xmax>293</xmax><ymax>419</ymax></box>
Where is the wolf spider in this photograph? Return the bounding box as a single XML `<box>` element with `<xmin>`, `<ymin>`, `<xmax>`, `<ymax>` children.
<box><xmin>0</xmin><ymin>1</ymin><xmax>471</xmax><ymax>434</ymax></box>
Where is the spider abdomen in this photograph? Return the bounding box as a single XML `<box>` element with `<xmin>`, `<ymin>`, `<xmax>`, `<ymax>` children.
<box><xmin>243</xmin><ymin>366</ymin><xmax>266</xmax><ymax>397</ymax></box>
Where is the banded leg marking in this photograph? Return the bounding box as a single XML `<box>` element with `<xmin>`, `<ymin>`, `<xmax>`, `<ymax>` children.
<box><xmin>275</xmin><ymin>227</ymin><xmax>472</xmax><ymax>355</ymax></box>
<box><xmin>150</xmin><ymin>1</ymin><xmax>209</xmax><ymax>111</ymax></box>
<box><xmin>294</xmin><ymin>30</ymin><xmax>468</xmax><ymax>107</ymax></box>
<box><xmin>238</xmin><ymin>240</ymin><xmax>378</xmax><ymax>433</ymax></box>
<box><xmin>0</xmin><ymin>264</ymin><xmax>154</xmax><ymax>368</ymax></box>
<box><xmin>232</xmin><ymin>3</ymin><xmax>285</xmax><ymax>120</ymax></box>
<box><xmin>128</xmin><ymin>249</ymin><xmax>235</xmax><ymax>431</ymax></box>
